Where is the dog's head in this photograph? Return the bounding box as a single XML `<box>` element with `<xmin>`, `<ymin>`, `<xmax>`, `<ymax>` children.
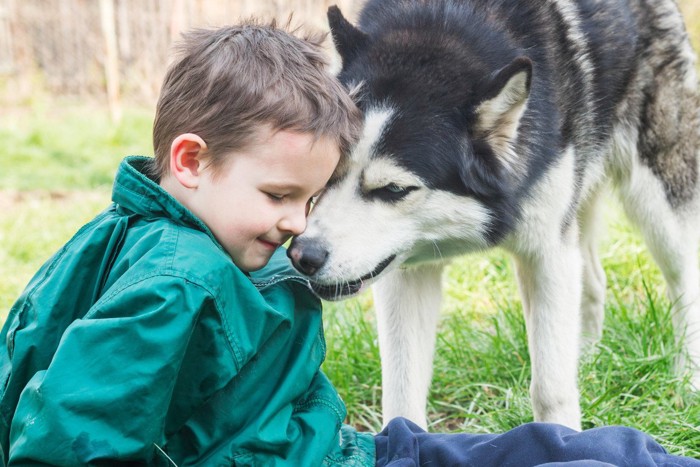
<box><xmin>288</xmin><ymin>6</ymin><xmax>532</xmax><ymax>300</ymax></box>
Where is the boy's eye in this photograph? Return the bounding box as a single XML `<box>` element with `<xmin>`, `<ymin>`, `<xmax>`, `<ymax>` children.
<box><xmin>265</xmin><ymin>192</ymin><xmax>285</xmax><ymax>201</ymax></box>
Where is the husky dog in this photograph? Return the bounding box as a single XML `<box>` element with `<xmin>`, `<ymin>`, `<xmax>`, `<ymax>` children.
<box><xmin>288</xmin><ymin>0</ymin><xmax>700</xmax><ymax>430</ymax></box>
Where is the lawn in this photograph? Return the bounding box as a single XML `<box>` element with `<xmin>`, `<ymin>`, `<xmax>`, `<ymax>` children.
<box><xmin>2</xmin><ymin>98</ymin><xmax>699</xmax><ymax>458</ymax></box>
<box><xmin>2</xmin><ymin>3</ymin><xmax>700</xmax><ymax>456</ymax></box>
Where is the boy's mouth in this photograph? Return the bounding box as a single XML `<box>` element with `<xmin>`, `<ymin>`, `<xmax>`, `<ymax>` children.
<box><xmin>258</xmin><ymin>238</ymin><xmax>281</xmax><ymax>250</ymax></box>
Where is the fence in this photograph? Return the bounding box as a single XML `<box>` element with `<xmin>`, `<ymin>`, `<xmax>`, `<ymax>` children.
<box><xmin>0</xmin><ymin>0</ymin><xmax>698</xmax><ymax>118</ymax></box>
<box><xmin>0</xmin><ymin>0</ymin><xmax>359</xmax><ymax>115</ymax></box>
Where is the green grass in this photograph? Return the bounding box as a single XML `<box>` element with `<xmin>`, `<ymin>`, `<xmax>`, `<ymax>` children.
<box><xmin>2</xmin><ymin>101</ymin><xmax>700</xmax><ymax>459</ymax></box>
<box><xmin>0</xmin><ymin>101</ymin><xmax>153</xmax><ymax>191</ymax></box>
<box><xmin>323</xmin><ymin>219</ymin><xmax>700</xmax><ymax>458</ymax></box>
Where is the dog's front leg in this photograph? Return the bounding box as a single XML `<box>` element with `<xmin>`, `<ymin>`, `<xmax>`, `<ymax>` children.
<box><xmin>372</xmin><ymin>262</ymin><xmax>445</xmax><ymax>430</ymax></box>
<box><xmin>514</xmin><ymin>243</ymin><xmax>583</xmax><ymax>430</ymax></box>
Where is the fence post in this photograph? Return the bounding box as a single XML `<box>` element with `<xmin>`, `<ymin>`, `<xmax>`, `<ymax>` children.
<box><xmin>0</xmin><ymin>0</ymin><xmax>14</xmax><ymax>75</ymax></box>
<box><xmin>99</xmin><ymin>0</ymin><xmax>121</xmax><ymax>122</ymax></box>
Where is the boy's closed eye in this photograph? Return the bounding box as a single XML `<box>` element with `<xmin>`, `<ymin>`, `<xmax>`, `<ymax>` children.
<box><xmin>263</xmin><ymin>187</ymin><xmax>324</xmax><ymax>212</ymax></box>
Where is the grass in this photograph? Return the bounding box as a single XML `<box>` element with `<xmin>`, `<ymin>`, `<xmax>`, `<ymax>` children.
<box><xmin>323</xmin><ymin>226</ymin><xmax>700</xmax><ymax>458</ymax></box>
<box><xmin>0</xmin><ymin>100</ymin><xmax>153</xmax><ymax>191</ymax></box>
<box><xmin>4</xmin><ymin>8</ymin><xmax>700</xmax><ymax>453</ymax></box>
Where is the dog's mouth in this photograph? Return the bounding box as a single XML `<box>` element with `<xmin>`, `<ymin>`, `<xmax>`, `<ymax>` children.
<box><xmin>309</xmin><ymin>255</ymin><xmax>396</xmax><ymax>300</ymax></box>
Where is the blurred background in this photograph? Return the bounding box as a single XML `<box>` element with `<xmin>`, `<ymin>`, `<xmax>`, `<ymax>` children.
<box><xmin>0</xmin><ymin>0</ymin><xmax>359</xmax><ymax>118</ymax></box>
<box><xmin>0</xmin><ymin>0</ymin><xmax>697</xmax><ymax>118</ymax></box>
<box><xmin>0</xmin><ymin>0</ymin><xmax>366</xmax><ymax>116</ymax></box>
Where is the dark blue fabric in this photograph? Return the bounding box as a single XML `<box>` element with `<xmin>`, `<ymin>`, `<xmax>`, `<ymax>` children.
<box><xmin>375</xmin><ymin>418</ymin><xmax>700</xmax><ymax>467</ymax></box>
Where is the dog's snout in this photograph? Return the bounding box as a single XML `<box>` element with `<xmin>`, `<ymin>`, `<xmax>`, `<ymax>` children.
<box><xmin>287</xmin><ymin>238</ymin><xmax>329</xmax><ymax>276</ymax></box>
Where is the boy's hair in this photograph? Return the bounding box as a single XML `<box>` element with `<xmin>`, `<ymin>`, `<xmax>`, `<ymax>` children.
<box><xmin>151</xmin><ymin>19</ymin><xmax>361</xmax><ymax>178</ymax></box>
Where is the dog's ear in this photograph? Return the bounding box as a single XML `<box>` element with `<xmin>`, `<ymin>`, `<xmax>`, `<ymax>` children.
<box><xmin>473</xmin><ymin>57</ymin><xmax>532</xmax><ymax>175</ymax></box>
<box><xmin>328</xmin><ymin>6</ymin><xmax>369</xmax><ymax>66</ymax></box>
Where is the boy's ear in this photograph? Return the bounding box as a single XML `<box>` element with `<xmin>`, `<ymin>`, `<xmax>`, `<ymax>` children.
<box><xmin>170</xmin><ymin>133</ymin><xmax>208</xmax><ymax>189</ymax></box>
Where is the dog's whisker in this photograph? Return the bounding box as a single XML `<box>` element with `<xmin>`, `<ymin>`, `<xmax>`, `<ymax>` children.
<box><xmin>431</xmin><ymin>241</ymin><xmax>444</xmax><ymax>262</ymax></box>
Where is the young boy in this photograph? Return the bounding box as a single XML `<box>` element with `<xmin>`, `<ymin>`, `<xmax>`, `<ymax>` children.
<box><xmin>0</xmin><ymin>21</ymin><xmax>368</xmax><ymax>466</ymax></box>
<box><xmin>0</xmin><ymin>20</ymin><xmax>698</xmax><ymax>467</ymax></box>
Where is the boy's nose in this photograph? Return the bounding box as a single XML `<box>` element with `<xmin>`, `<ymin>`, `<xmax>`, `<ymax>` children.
<box><xmin>279</xmin><ymin>207</ymin><xmax>307</xmax><ymax>235</ymax></box>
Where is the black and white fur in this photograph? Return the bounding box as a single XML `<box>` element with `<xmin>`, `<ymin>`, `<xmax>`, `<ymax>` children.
<box><xmin>288</xmin><ymin>0</ymin><xmax>700</xmax><ymax>431</ymax></box>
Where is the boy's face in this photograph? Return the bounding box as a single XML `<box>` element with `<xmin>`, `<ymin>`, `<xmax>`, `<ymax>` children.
<box><xmin>188</xmin><ymin>129</ymin><xmax>340</xmax><ymax>272</ymax></box>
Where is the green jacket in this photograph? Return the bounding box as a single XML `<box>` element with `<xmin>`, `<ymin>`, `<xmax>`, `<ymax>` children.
<box><xmin>0</xmin><ymin>156</ymin><xmax>375</xmax><ymax>466</ymax></box>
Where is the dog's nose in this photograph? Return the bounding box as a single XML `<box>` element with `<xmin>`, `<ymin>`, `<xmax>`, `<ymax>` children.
<box><xmin>287</xmin><ymin>238</ymin><xmax>329</xmax><ymax>276</ymax></box>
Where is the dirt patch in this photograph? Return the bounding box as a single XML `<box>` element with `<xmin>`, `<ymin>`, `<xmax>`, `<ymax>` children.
<box><xmin>0</xmin><ymin>189</ymin><xmax>111</xmax><ymax>212</ymax></box>
<box><xmin>0</xmin><ymin>190</ymin><xmax>112</xmax><ymax>229</ymax></box>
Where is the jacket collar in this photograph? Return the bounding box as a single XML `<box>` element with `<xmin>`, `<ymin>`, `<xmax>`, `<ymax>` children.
<box><xmin>112</xmin><ymin>156</ymin><xmax>222</xmax><ymax>249</ymax></box>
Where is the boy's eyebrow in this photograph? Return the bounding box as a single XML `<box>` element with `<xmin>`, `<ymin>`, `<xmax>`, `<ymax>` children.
<box><xmin>263</xmin><ymin>182</ymin><xmax>327</xmax><ymax>196</ymax></box>
<box><xmin>263</xmin><ymin>182</ymin><xmax>305</xmax><ymax>191</ymax></box>
<box><xmin>263</xmin><ymin>181</ymin><xmax>325</xmax><ymax>193</ymax></box>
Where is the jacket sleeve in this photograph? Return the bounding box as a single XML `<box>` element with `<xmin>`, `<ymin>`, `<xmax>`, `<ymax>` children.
<box><xmin>7</xmin><ymin>274</ymin><xmax>236</xmax><ymax>466</ymax></box>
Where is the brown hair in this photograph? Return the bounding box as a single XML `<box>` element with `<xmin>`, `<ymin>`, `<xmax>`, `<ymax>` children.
<box><xmin>151</xmin><ymin>19</ymin><xmax>360</xmax><ymax>178</ymax></box>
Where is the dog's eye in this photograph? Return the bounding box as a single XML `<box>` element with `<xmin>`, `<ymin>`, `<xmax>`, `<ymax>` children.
<box><xmin>370</xmin><ymin>183</ymin><xmax>418</xmax><ymax>202</ymax></box>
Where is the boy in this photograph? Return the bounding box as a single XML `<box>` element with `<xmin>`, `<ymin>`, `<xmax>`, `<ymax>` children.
<box><xmin>0</xmin><ymin>21</ymin><xmax>369</xmax><ymax>465</ymax></box>
<box><xmin>0</xmin><ymin>20</ymin><xmax>697</xmax><ymax>467</ymax></box>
